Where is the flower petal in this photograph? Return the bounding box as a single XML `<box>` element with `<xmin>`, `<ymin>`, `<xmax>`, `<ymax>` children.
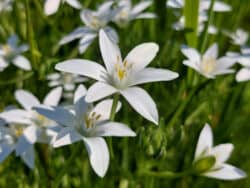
<box><xmin>131</xmin><ymin>1</ymin><xmax>152</xmax><ymax>15</ymax></box>
<box><xmin>20</xmin><ymin>146</ymin><xmax>35</xmax><ymax>169</ymax></box>
<box><xmin>120</xmin><ymin>87</ymin><xmax>158</xmax><ymax>125</ymax></box>
<box><xmin>210</xmin><ymin>144</ymin><xmax>234</xmax><ymax>165</ymax></box>
<box><xmin>44</xmin><ymin>0</ymin><xmax>61</xmax><ymax>15</ymax></box>
<box><xmin>74</xmin><ymin>84</ymin><xmax>87</xmax><ymax>103</ymax></box>
<box><xmin>216</xmin><ymin>56</ymin><xmax>236</xmax><ymax>70</ymax></box>
<box><xmin>43</xmin><ymin>87</ymin><xmax>62</xmax><ymax>106</ymax></box>
<box><xmin>95</xmin><ymin>122</ymin><xmax>136</xmax><ymax>137</ymax></box>
<box><xmin>59</xmin><ymin>27</ymin><xmax>92</xmax><ymax>45</ymax></box>
<box><xmin>0</xmin><ymin>143</ymin><xmax>14</xmax><ymax>163</ymax></box>
<box><xmin>55</xmin><ymin>59</ymin><xmax>107</xmax><ymax>82</ymax></box>
<box><xmin>65</xmin><ymin>0</ymin><xmax>82</xmax><ymax>9</ymax></box>
<box><xmin>136</xmin><ymin>13</ymin><xmax>157</xmax><ymax>19</ymax></box>
<box><xmin>181</xmin><ymin>47</ymin><xmax>201</xmax><ymax>62</ymax></box>
<box><xmin>83</xmin><ymin>137</ymin><xmax>109</xmax><ymax>177</ymax></box>
<box><xmin>53</xmin><ymin>127</ymin><xmax>82</xmax><ymax>148</ymax></box>
<box><xmin>203</xmin><ymin>43</ymin><xmax>218</xmax><ymax>59</ymax></box>
<box><xmin>131</xmin><ymin>68</ymin><xmax>179</xmax><ymax>86</ymax></box>
<box><xmin>90</xmin><ymin>99</ymin><xmax>122</xmax><ymax>121</ymax></box>
<box><xmin>78</xmin><ymin>33</ymin><xmax>97</xmax><ymax>54</ymax></box>
<box><xmin>203</xmin><ymin>164</ymin><xmax>246</xmax><ymax>180</ymax></box>
<box><xmin>15</xmin><ymin>90</ymin><xmax>40</xmax><ymax>110</ymax></box>
<box><xmin>34</xmin><ymin>106</ymin><xmax>75</xmax><ymax>127</ymax></box>
<box><xmin>15</xmin><ymin>134</ymin><xmax>34</xmax><ymax>156</ymax></box>
<box><xmin>12</xmin><ymin>55</ymin><xmax>31</xmax><ymax>71</ymax></box>
<box><xmin>85</xmin><ymin>82</ymin><xmax>117</xmax><ymax>103</ymax></box>
<box><xmin>194</xmin><ymin>123</ymin><xmax>213</xmax><ymax>160</ymax></box>
<box><xmin>183</xmin><ymin>60</ymin><xmax>201</xmax><ymax>73</ymax></box>
<box><xmin>213</xmin><ymin>1</ymin><xmax>232</xmax><ymax>12</ymax></box>
<box><xmin>99</xmin><ymin>29</ymin><xmax>122</xmax><ymax>73</ymax></box>
<box><xmin>236</xmin><ymin>68</ymin><xmax>250</xmax><ymax>82</ymax></box>
<box><xmin>124</xmin><ymin>43</ymin><xmax>159</xmax><ymax>71</ymax></box>
<box><xmin>0</xmin><ymin>109</ymin><xmax>32</xmax><ymax>124</ymax></box>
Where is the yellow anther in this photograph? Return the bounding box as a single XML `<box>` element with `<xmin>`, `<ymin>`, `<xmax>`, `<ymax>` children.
<box><xmin>95</xmin><ymin>114</ymin><xmax>101</xmax><ymax>120</ymax></box>
<box><xmin>118</xmin><ymin>68</ymin><xmax>126</xmax><ymax>80</ymax></box>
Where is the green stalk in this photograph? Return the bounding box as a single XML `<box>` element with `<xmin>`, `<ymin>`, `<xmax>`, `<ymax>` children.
<box><xmin>24</xmin><ymin>0</ymin><xmax>40</xmax><ymax>71</ymax></box>
<box><xmin>139</xmin><ymin>170</ymin><xmax>191</xmax><ymax>179</ymax></box>
<box><xmin>167</xmin><ymin>80</ymin><xmax>211</xmax><ymax>129</ymax></box>
<box><xmin>108</xmin><ymin>93</ymin><xmax>120</xmax><ymax>159</ymax></box>
<box><xmin>199</xmin><ymin>0</ymin><xmax>215</xmax><ymax>53</ymax></box>
<box><xmin>53</xmin><ymin>144</ymin><xmax>81</xmax><ymax>188</ymax></box>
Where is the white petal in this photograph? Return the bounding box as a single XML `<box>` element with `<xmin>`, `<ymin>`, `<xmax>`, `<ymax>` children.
<box><xmin>78</xmin><ymin>33</ymin><xmax>97</xmax><ymax>54</ymax></box>
<box><xmin>74</xmin><ymin>84</ymin><xmax>87</xmax><ymax>103</ymax></box>
<box><xmin>213</xmin><ymin>2</ymin><xmax>231</xmax><ymax>12</ymax></box>
<box><xmin>94</xmin><ymin>122</ymin><xmax>136</xmax><ymax>137</ymax></box>
<box><xmin>181</xmin><ymin>47</ymin><xmax>201</xmax><ymax>62</ymax></box>
<box><xmin>43</xmin><ymin>87</ymin><xmax>62</xmax><ymax>106</ymax></box>
<box><xmin>194</xmin><ymin>123</ymin><xmax>213</xmax><ymax>160</ymax></box>
<box><xmin>80</xmin><ymin>9</ymin><xmax>95</xmax><ymax>28</ymax></box>
<box><xmin>131</xmin><ymin>68</ymin><xmax>179</xmax><ymax>86</ymax></box>
<box><xmin>236</xmin><ymin>68</ymin><xmax>250</xmax><ymax>82</ymax></box>
<box><xmin>0</xmin><ymin>57</ymin><xmax>9</xmax><ymax>71</ymax></box>
<box><xmin>15</xmin><ymin>90</ymin><xmax>40</xmax><ymax>110</ymax></box>
<box><xmin>59</xmin><ymin>27</ymin><xmax>91</xmax><ymax>45</ymax></box>
<box><xmin>124</xmin><ymin>43</ymin><xmax>159</xmax><ymax>71</ymax></box>
<box><xmin>131</xmin><ymin>1</ymin><xmax>152</xmax><ymax>15</ymax></box>
<box><xmin>103</xmin><ymin>27</ymin><xmax>119</xmax><ymax>44</ymax></box>
<box><xmin>136</xmin><ymin>13</ymin><xmax>157</xmax><ymax>19</ymax></box>
<box><xmin>23</xmin><ymin>125</ymin><xmax>41</xmax><ymax>144</ymax></box>
<box><xmin>83</xmin><ymin>137</ymin><xmax>109</xmax><ymax>177</ymax></box>
<box><xmin>53</xmin><ymin>127</ymin><xmax>82</xmax><ymax>148</ymax></box>
<box><xmin>204</xmin><ymin>43</ymin><xmax>218</xmax><ymax>59</ymax></box>
<box><xmin>44</xmin><ymin>0</ymin><xmax>61</xmax><ymax>15</ymax></box>
<box><xmin>166</xmin><ymin>0</ymin><xmax>183</xmax><ymax>8</ymax></box>
<box><xmin>0</xmin><ymin>143</ymin><xmax>14</xmax><ymax>163</ymax></box>
<box><xmin>120</xmin><ymin>87</ymin><xmax>158</xmax><ymax>125</ymax></box>
<box><xmin>34</xmin><ymin>106</ymin><xmax>75</xmax><ymax>127</ymax></box>
<box><xmin>99</xmin><ymin>29</ymin><xmax>122</xmax><ymax>73</ymax></box>
<box><xmin>20</xmin><ymin>146</ymin><xmax>35</xmax><ymax>169</ymax></box>
<box><xmin>90</xmin><ymin>99</ymin><xmax>122</xmax><ymax>121</ymax></box>
<box><xmin>210</xmin><ymin>144</ymin><xmax>233</xmax><ymax>165</ymax></box>
<box><xmin>203</xmin><ymin>164</ymin><xmax>246</xmax><ymax>180</ymax></box>
<box><xmin>85</xmin><ymin>82</ymin><xmax>117</xmax><ymax>103</ymax></box>
<box><xmin>183</xmin><ymin>60</ymin><xmax>201</xmax><ymax>73</ymax></box>
<box><xmin>216</xmin><ymin>56</ymin><xmax>236</xmax><ymax>70</ymax></box>
<box><xmin>65</xmin><ymin>0</ymin><xmax>82</xmax><ymax>9</ymax></box>
<box><xmin>0</xmin><ymin>109</ymin><xmax>32</xmax><ymax>124</ymax></box>
<box><xmin>12</xmin><ymin>55</ymin><xmax>31</xmax><ymax>71</ymax></box>
<box><xmin>55</xmin><ymin>59</ymin><xmax>107</xmax><ymax>82</ymax></box>
<box><xmin>15</xmin><ymin>134</ymin><xmax>34</xmax><ymax>156</ymax></box>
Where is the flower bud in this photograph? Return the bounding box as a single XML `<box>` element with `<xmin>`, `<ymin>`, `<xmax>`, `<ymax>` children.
<box><xmin>193</xmin><ymin>156</ymin><xmax>216</xmax><ymax>174</ymax></box>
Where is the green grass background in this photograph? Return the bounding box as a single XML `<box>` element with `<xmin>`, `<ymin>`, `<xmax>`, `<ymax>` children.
<box><xmin>0</xmin><ymin>0</ymin><xmax>250</xmax><ymax>187</ymax></box>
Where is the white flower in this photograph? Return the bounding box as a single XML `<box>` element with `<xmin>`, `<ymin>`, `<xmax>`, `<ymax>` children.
<box><xmin>181</xmin><ymin>43</ymin><xmax>236</xmax><ymax>78</ymax></box>
<box><xmin>113</xmin><ymin>0</ymin><xmax>156</xmax><ymax>26</ymax></box>
<box><xmin>225</xmin><ymin>29</ymin><xmax>249</xmax><ymax>46</ymax></box>
<box><xmin>59</xmin><ymin>1</ymin><xmax>119</xmax><ymax>54</ymax></box>
<box><xmin>0</xmin><ymin>112</ymin><xmax>35</xmax><ymax>169</ymax></box>
<box><xmin>44</xmin><ymin>0</ymin><xmax>82</xmax><ymax>16</ymax></box>
<box><xmin>232</xmin><ymin>48</ymin><xmax>250</xmax><ymax>82</ymax></box>
<box><xmin>46</xmin><ymin>72</ymin><xmax>88</xmax><ymax>98</ymax></box>
<box><xmin>0</xmin><ymin>0</ymin><xmax>13</xmax><ymax>12</ymax></box>
<box><xmin>167</xmin><ymin>0</ymin><xmax>231</xmax><ymax>34</ymax></box>
<box><xmin>0</xmin><ymin>87</ymin><xmax>63</xmax><ymax>159</ymax></box>
<box><xmin>193</xmin><ymin>123</ymin><xmax>246</xmax><ymax>180</ymax></box>
<box><xmin>34</xmin><ymin>85</ymin><xmax>136</xmax><ymax>177</ymax></box>
<box><xmin>0</xmin><ymin>35</ymin><xmax>31</xmax><ymax>72</ymax></box>
<box><xmin>167</xmin><ymin>0</ymin><xmax>231</xmax><ymax>12</ymax></box>
<box><xmin>56</xmin><ymin>29</ymin><xmax>179</xmax><ymax>124</ymax></box>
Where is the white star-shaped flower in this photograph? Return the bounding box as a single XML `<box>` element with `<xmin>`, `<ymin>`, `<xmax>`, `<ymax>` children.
<box><xmin>181</xmin><ymin>43</ymin><xmax>236</xmax><ymax>78</ymax></box>
<box><xmin>193</xmin><ymin>123</ymin><xmax>246</xmax><ymax>180</ymax></box>
<box><xmin>59</xmin><ymin>1</ymin><xmax>119</xmax><ymax>54</ymax></box>
<box><xmin>56</xmin><ymin>29</ymin><xmax>179</xmax><ymax>124</ymax></box>
<box><xmin>0</xmin><ymin>35</ymin><xmax>31</xmax><ymax>72</ymax></box>
<box><xmin>113</xmin><ymin>0</ymin><xmax>156</xmax><ymax>26</ymax></box>
<box><xmin>34</xmin><ymin>85</ymin><xmax>136</xmax><ymax>177</ymax></box>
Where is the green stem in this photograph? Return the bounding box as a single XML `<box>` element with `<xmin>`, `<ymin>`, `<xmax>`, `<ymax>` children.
<box><xmin>200</xmin><ymin>0</ymin><xmax>215</xmax><ymax>53</ymax></box>
<box><xmin>0</xmin><ymin>72</ymin><xmax>33</xmax><ymax>86</ymax></box>
<box><xmin>108</xmin><ymin>93</ymin><xmax>120</xmax><ymax>159</ymax></box>
<box><xmin>139</xmin><ymin>170</ymin><xmax>191</xmax><ymax>179</ymax></box>
<box><xmin>53</xmin><ymin>144</ymin><xmax>81</xmax><ymax>188</ymax></box>
<box><xmin>109</xmin><ymin>93</ymin><xmax>120</xmax><ymax>121</ymax></box>
<box><xmin>167</xmin><ymin>80</ymin><xmax>211</xmax><ymax>129</ymax></box>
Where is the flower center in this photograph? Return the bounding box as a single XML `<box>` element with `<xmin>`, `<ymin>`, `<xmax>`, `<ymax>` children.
<box><xmin>2</xmin><ymin>44</ymin><xmax>12</xmax><ymax>57</ymax></box>
<box><xmin>84</xmin><ymin>111</ymin><xmax>101</xmax><ymax>129</ymax></box>
<box><xmin>114</xmin><ymin>59</ymin><xmax>132</xmax><ymax>81</ymax></box>
<box><xmin>201</xmin><ymin>57</ymin><xmax>216</xmax><ymax>74</ymax></box>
